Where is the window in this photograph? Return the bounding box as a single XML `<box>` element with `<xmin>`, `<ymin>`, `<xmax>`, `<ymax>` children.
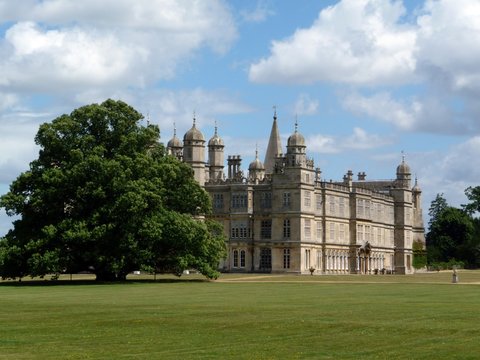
<box><xmin>377</xmin><ymin>203</ymin><xmax>382</xmax><ymax>219</ymax></box>
<box><xmin>329</xmin><ymin>196</ymin><xmax>335</xmax><ymax>215</ymax></box>
<box><xmin>283</xmin><ymin>219</ymin><xmax>291</xmax><ymax>239</ymax></box>
<box><xmin>231</xmin><ymin>223</ymin><xmax>248</xmax><ymax>239</ymax></box>
<box><xmin>329</xmin><ymin>222</ymin><xmax>335</xmax><ymax>241</ymax></box>
<box><xmin>339</xmin><ymin>197</ymin><xmax>345</xmax><ymax>217</ymax></box>
<box><xmin>304</xmin><ymin>191</ymin><xmax>311</xmax><ymax>207</ymax></box>
<box><xmin>232</xmin><ymin>193</ymin><xmax>248</xmax><ymax>209</ymax></box>
<box><xmin>316</xmin><ymin>221</ymin><xmax>322</xmax><ymax>241</ymax></box>
<box><xmin>305</xmin><ymin>173</ymin><xmax>310</xmax><ymax>183</ymax></box>
<box><xmin>260</xmin><ymin>248</ymin><xmax>272</xmax><ymax>270</ymax></box>
<box><xmin>283</xmin><ymin>192</ymin><xmax>291</xmax><ymax>207</ymax></box>
<box><xmin>365</xmin><ymin>225</ymin><xmax>371</xmax><ymax>241</ymax></box>
<box><xmin>304</xmin><ymin>219</ymin><xmax>311</xmax><ymax>239</ymax></box>
<box><xmin>260</xmin><ymin>192</ymin><xmax>272</xmax><ymax>208</ymax></box>
<box><xmin>316</xmin><ymin>250</ymin><xmax>322</xmax><ymax>269</ymax></box>
<box><xmin>305</xmin><ymin>249</ymin><xmax>311</xmax><ymax>269</ymax></box>
<box><xmin>240</xmin><ymin>250</ymin><xmax>246</xmax><ymax>268</ymax></box>
<box><xmin>357</xmin><ymin>199</ymin><xmax>365</xmax><ymax>217</ymax></box>
<box><xmin>283</xmin><ymin>248</ymin><xmax>291</xmax><ymax>269</ymax></box>
<box><xmin>261</xmin><ymin>220</ymin><xmax>272</xmax><ymax>239</ymax></box>
<box><xmin>213</xmin><ymin>193</ymin><xmax>224</xmax><ymax>209</ymax></box>
<box><xmin>316</xmin><ymin>194</ymin><xmax>323</xmax><ymax>212</ymax></box>
<box><xmin>365</xmin><ymin>200</ymin><xmax>371</xmax><ymax>219</ymax></box>
<box><xmin>233</xmin><ymin>249</ymin><xmax>238</xmax><ymax>268</ymax></box>
<box><xmin>357</xmin><ymin>224</ymin><xmax>364</xmax><ymax>242</ymax></box>
<box><xmin>388</xmin><ymin>206</ymin><xmax>394</xmax><ymax>223</ymax></box>
<box><xmin>339</xmin><ymin>223</ymin><xmax>345</xmax><ymax>242</ymax></box>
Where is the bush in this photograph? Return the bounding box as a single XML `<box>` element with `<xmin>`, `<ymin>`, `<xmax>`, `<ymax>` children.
<box><xmin>429</xmin><ymin>259</ymin><xmax>465</xmax><ymax>271</ymax></box>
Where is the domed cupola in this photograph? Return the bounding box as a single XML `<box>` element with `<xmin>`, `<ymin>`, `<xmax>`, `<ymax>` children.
<box><xmin>396</xmin><ymin>152</ymin><xmax>412</xmax><ymax>188</ymax></box>
<box><xmin>167</xmin><ymin>124</ymin><xmax>183</xmax><ymax>148</ymax></box>
<box><xmin>286</xmin><ymin>118</ymin><xmax>307</xmax><ymax>168</ymax></box>
<box><xmin>396</xmin><ymin>158</ymin><xmax>411</xmax><ymax>176</ymax></box>
<box><xmin>248</xmin><ymin>147</ymin><xmax>265</xmax><ymax>182</ymax></box>
<box><xmin>287</xmin><ymin>128</ymin><xmax>306</xmax><ymax>148</ymax></box>
<box><xmin>412</xmin><ymin>176</ymin><xmax>421</xmax><ymax>193</ymax></box>
<box><xmin>184</xmin><ymin>115</ymin><xmax>205</xmax><ymax>142</ymax></box>
<box><xmin>208</xmin><ymin>122</ymin><xmax>225</xmax><ymax>181</ymax></box>
<box><xmin>249</xmin><ymin>150</ymin><xmax>265</xmax><ymax>171</ymax></box>
<box><xmin>167</xmin><ymin>123</ymin><xmax>183</xmax><ymax>159</ymax></box>
<box><xmin>183</xmin><ymin>113</ymin><xmax>206</xmax><ymax>186</ymax></box>
<box><xmin>287</xmin><ymin>118</ymin><xmax>306</xmax><ymax>150</ymax></box>
<box><xmin>208</xmin><ymin>124</ymin><xmax>224</xmax><ymax>147</ymax></box>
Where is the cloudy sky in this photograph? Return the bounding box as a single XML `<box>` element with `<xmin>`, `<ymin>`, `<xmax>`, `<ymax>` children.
<box><xmin>1</xmin><ymin>0</ymin><xmax>480</xmax><ymax>235</ymax></box>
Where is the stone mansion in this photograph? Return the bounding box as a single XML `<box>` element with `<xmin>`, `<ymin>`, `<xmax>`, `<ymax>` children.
<box><xmin>166</xmin><ymin>112</ymin><xmax>425</xmax><ymax>275</ymax></box>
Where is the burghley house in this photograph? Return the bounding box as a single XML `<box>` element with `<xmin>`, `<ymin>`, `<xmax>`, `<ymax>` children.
<box><xmin>166</xmin><ymin>112</ymin><xmax>425</xmax><ymax>275</ymax></box>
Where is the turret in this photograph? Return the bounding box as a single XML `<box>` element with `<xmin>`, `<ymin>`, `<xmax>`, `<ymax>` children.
<box><xmin>183</xmin><ymin>114</ymin><xmax>206</xmax><ymax>186</ymax></box>
<box><xmin>396</xmin><ymin>153</ymin><xmax>411</xmax><ymax>189</ymax></box>
<box><xmin>167</xmin><ymin>123</ymin><xmax>183</xmax><ymax>160</ymax></box>
<box><xmin>412</xmin><ymin>176</ymin><xmax>422</xmax><ymax>210</ymax></box>
<box><xmin>286</xmin><ymin>118</ymin><xmax>306</xmax><ymax>167</ymax></box>
<box><xmin>391</xmin><ymin>153</ymin><xmax>414</xmax><ymax>274</ymax></box>
<box><xmin>248</xmin><ymin>147</ymin><xmax>265</xmax><ymax>183</ymax></box>
<box><xmin>208</xmin><ymin>122</ymin><xmax>225</xmax><ymax>181</ymax></box>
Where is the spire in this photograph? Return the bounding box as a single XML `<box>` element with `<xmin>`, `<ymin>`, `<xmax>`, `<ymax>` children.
<box><xmin>173</xmin><ymin>122</ymin><xmax>177</xmax><ymax>137</ymax></box>
<box><xmin>264</xmin><ymin>108</ymin><xmax>283</xmax><ymax>174</ymax></box>
<box><xmin>255</xmin><ymin>143</ymin><xmax>259</xmax><ymax>159</ymax></box>
<box><xmin>214</xmin><ymin>120</ymin><xmax>218</xmax><ymax>136</ymax></box>
<box><xmin>294</xmin><ymin>114</ymin><xmax>298</xmax><ymax>133</ymax></box>
<box><xmin>193</xmin><ymin>110</ymin><xmax>196</xmax><ymax>127</ymax></box>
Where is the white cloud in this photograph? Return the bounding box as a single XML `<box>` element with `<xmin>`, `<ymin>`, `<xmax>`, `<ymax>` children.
<box><xmin>305</xmin><ymin>134</ymin><xmax>339</xmax><ymax>154</ymax></box>
<box><xmin>293</xmin><ymin>94</ymin><xmax>319</xmax><ymax>116</ymax></box>
<box><xmin>133</xmin><ymin>88</ymin><xmax>253</xmax><ymax>137</ymax></box>
<box><xmin>3</xmin><ymin>22</ymin><xmax>146</xmax><ymax>91</ymax></box>
<box><xmin>249</xmin><ymin>0</ymin><xmax>417</xmax><ymax>85</ymax></box>
<box><xmin>342</xmin><ymin>92</ymin><xmax>420</xmax><ymax>131</ymax></box>
<box><xmin>0</xmin><ymin>113</ymin><xmax>43</xmax><ymax>183</ymax></box>
<box><xmin>344</xmin><ymin>127</ymin><xmax>391</xmax><ymax>149</ymax></box>
<box><xmin>412</xmin><ymin>136</ymin><xmax>480</xmax><ymax>217</ymax></box>
<box><xmin>437</xmin><ymin>137</ymin><xmax>480</xmax><ymax>183</ymax></box>
<box><xmin>416</xmin><ymin>0</ymin><xmax>480</xmax><ymax>94</ymax></box>
<box><xmin>240</xmin><ymin>0</ymin><xmax>275</xmax><ymax>23</ymax></box>
<box><xmin>0</xmin><ymin>92</ymin><xmax>18</xmax><ymax>111</ymax></box>
<box><xmin>306</xmin><ymin>127</ymin><xmax>390</xmax><ymax>154</ymax></box>
<box><xmin>341</xmin><ymin>91</ymin><xmax>479</xmax><ymax>134</ymax></box>
<box><xmin>0</xmin><ymin>0</ymin><xmax>237</xmax><ymax>93</ymax></box>
<box><xmin>248</xmin><ymin>0</ymin><xmax>480</xmax><ymax>135</ymax></box>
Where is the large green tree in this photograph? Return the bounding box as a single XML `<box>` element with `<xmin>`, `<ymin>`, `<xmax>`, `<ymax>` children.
<box><xmin>0</xmin><ymin>99</ymin><xmax>225</xmax><ymax>281</ymax></box>
<box><xmin>463</xmin><ymin>186</ymin><xmax>480</xmax><ymax>215</ymax></box>
<box><xmin>426</xmin><ymin>205</ymin><xmax>476</xmax><ymax>267</ymax></box>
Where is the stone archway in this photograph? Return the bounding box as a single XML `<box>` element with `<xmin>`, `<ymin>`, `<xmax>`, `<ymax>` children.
<box><xmin>358</xmin><ymin>241</ymin><xmax>372</xmax><ymax>274</ymax></box>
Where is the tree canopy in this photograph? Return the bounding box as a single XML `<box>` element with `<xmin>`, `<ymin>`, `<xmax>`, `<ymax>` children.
<box><xmin>463</xmin><ymin>186</ymin><xmax>480</xmax><ymax>215</ymax></box>
<box><xmin>0</xmin><ymin>99</ymin><xmax>225</xmax><ymax>281</ymax></box>
<box><xmin>426</xmin><ymin>192</ymin><xmax>480</xmax><ymax>268</ymax></box>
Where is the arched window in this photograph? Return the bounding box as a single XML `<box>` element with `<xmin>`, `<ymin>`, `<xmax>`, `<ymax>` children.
<box><xmin>240</xmin><ymin>250</ymin><xmax>246</xmax><ymax>268</ymax></box>
<box><xmin>233</xmin><ymin>249</ymin><xmax>238</xmax><ymax>268</ymax></box>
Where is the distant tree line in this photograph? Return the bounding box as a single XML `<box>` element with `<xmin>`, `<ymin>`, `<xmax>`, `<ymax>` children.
<box><xmin>426</xmin><ymin>188</ymin><xmax>480</xmax><ymax>269</ymax></box>
<box><xmin>0</xmin><ymin>100</ymin><xmax>226</xmax><ymax>281</ymax></box>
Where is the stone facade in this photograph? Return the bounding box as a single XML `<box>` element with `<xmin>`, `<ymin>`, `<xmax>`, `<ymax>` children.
<box><xmin>167</xmin><ymin>113</ymin><xmax>425</xmax><ymax>274</ymax></box>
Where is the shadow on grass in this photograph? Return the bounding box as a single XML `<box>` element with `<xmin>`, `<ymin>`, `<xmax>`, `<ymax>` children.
<box><xmin>0</xmin><ymin>277</ymin><xmax>211</xmax><ymax>287</ymax></box>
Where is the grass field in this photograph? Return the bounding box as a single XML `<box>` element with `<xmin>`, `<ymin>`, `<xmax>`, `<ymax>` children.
<box><xmin>1</xmin><ymin>271</ymin><xmax>479</xmax><ymax>359</ymax></box>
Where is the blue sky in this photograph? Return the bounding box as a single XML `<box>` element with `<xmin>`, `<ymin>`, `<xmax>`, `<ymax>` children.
<box><xmin>1</xmin><ymin>0</ymin><xmax>480</xmax><ymax>235</ymax></box>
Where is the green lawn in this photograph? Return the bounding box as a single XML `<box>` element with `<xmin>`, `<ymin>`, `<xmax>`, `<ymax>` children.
<box><xmin>1</xmin><ymin>272</ymin><xmax>479</xmax><ymax>359</ymax></box>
